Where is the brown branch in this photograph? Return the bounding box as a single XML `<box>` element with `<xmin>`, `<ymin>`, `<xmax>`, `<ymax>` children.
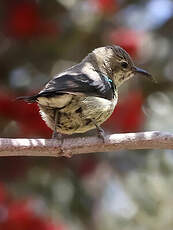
<box><xmin>0</xmin><ymin>131</ymin><xmax>173</xmax><ymax>157</ymax></box>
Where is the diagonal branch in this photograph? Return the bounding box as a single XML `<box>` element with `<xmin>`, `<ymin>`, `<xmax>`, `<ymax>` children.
<box><xmin>0</xmin><ymin>131</ymin><xmax>173</xmax><ymax>157</ymax></box>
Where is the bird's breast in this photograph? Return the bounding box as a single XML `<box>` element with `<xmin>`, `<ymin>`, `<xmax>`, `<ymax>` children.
<box><xmin>80</xmin><ymin>94</ymin><xmax>118</xmax><ymax>121</ymax></box>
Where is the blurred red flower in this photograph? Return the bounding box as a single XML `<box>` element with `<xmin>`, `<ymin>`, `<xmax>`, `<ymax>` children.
<box><xmin>103</xmin><ymin>91</ymin><xmax>145</xmax><ymax>133</ymax></box>
<box><xmin>5</xmin><ymin>1</ymin><xmax>59</xmax><ymax>39</ymax></box>
<box><xmin>0</xmin><ymin>90</ymin><xmax>51</xmax><ymax>137</ymax></box>
<box><xmin>0</xmin><ymin>185</ymin><xmax>66</xmax><ymax>230</ymax></box>
<box><xmin>91</xmin><ymin>0</ymin><xmax>118</xmax><ymax>14</ymax></box>
<box><xmin>0</xmin><ymin>199</ymin><xmax>65</xmax><ymax>230</ymax></box>
<box><xmin>0</xmin><ymin>182</ymin><xmax>8</xmax><ymax>203</ymax></box>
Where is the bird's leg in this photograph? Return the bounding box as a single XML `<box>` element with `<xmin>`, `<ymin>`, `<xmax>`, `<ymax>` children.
<box><xmin>52</xmin><ymin>109</ymin><xmax>64</xmax><ymax>155</ymax></box>
<box><xmin>91</xmin><ymin>119</ymin><xmax>105</xmax><ymax>143</ymax></box>
<box><xmin>52</xmin><ymin>109</ymin><xmax>72</xmax><ymax>158</ymax></box>
<box><xmin>52</xmin><ymin>109</ymin><xmax>59</xmax><ymax>139</ymax></box>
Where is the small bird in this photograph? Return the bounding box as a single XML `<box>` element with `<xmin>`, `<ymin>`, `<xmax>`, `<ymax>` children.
<box><xmin>18</xmin><ymin>45</ymin><xmax>153</xmax><ymax>140</ymax></box>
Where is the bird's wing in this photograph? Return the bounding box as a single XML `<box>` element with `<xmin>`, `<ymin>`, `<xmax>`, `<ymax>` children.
<box><xmin>18</xmin><ymin>72</ymin><xmax>115</xmax><ymax>103</ymax></box>
<box><xmin>39</xmin><ymin>72</ymin><xmax>114</xmax><ymax>99</ymax></box>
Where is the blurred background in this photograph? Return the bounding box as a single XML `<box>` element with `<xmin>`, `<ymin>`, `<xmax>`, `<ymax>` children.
<box><xmin>0</xmin><ymin>0</ymin><xmax>173</xmax><ymax>229</ymax></box>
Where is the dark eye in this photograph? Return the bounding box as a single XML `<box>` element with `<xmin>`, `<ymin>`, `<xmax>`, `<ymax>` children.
<box><xmin>121</xmin><ymin>62</ymin><xmax>128</xmax><ymax>69</ymax></box>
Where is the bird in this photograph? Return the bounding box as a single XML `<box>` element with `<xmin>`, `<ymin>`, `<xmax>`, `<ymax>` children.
<box><xmin>18</xmin><ymin>45</ymin><xmax>153</xmax><ymax>141</ymax></box>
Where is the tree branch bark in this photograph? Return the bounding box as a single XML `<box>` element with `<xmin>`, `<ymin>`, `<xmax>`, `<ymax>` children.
<box><xmin>0</xmin><ymin>131</ymin><xmax>173</xmax><ymax>157</ymax></box>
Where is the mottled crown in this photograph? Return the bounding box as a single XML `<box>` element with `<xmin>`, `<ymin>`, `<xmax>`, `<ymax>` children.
<box><xmin>93</xmin><ymin>45</ymin><xmax>134</xmax><ymax>67</ymax></box>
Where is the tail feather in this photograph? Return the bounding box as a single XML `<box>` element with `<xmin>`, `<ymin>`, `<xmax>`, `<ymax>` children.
<box><xmin>16</xmin><ymin>95</ymin><xmax>38</xmax><ymax>103</ymax></box>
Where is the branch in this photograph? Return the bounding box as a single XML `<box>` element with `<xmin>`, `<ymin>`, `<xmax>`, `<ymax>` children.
<box><xmin>0</xmin><ymin>131</ymin><xmax>173</xmax><ymax>157</ymax></box>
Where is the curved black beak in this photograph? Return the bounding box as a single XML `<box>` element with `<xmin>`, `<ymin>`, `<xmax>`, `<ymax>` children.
<box><xmin>133</xmin><ymin>66</ymin><xmax>156</xmax><ymax>82</ymax></box>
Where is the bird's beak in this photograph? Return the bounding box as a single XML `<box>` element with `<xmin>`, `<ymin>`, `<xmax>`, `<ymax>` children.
<box><xmin>133</xmin><ymin>66</ymin><xmax>156</xmax><ymax>82</ymax></box>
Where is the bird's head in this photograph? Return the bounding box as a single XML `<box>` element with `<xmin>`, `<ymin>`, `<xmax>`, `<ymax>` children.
<box><xmin>92</xmin><ymin>45</ymin><xmax>154</xmax><ymax>87</ymax></box>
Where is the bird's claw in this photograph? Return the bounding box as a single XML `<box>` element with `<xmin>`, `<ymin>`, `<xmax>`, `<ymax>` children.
<box><xmin>96</xmin><ymin>127</ymin><xmax>106</xmax><ymax>143</ymax></box>
<box><xmin>52</xmin><ymin>132</ymin><xmax>72</xmax><ymax>158</ymax></box>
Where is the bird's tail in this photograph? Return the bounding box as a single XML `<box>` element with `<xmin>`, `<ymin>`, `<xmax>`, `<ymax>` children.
<box><xmin>16</xmin><ymin>95</ymin><xmax>38</xmax><ymax>103</ymax></box>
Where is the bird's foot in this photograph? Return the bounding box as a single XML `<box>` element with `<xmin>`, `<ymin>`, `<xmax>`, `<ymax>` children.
<box><xmin>96</xmin><ymin>126</ymin><xmax>106</xmax><ymax>143</ymax></box>
<box><xmin>52</xmin><ymin>130</ymin><xmax>61</xmax><ymax>139</ymax></box>
<box><xmin>91</xmin><ymin>119</ymin><xmax>106</xmax><ymax>143</ymax></box>
<box><xmin>52</xmin><ymin>131</ymin><xmax>72</xmax><ymax>158</ymax></box>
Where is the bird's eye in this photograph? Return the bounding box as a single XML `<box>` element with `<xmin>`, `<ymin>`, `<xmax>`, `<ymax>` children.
<box><xmin>121</xmin><ymin>62</ymin><xmax>128</xmax><ymax>69</ymax></box>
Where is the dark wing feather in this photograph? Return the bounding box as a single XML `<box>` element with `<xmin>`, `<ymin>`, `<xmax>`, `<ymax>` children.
<box><xmin>18</xmin><ymin>72</ymin><xmax>115</xmax><ymax>103</ymax></box>
<box><xmin>39</xmin><ymin>72</ymin><xmax>114</xmax><ymax>99</ymax></box>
